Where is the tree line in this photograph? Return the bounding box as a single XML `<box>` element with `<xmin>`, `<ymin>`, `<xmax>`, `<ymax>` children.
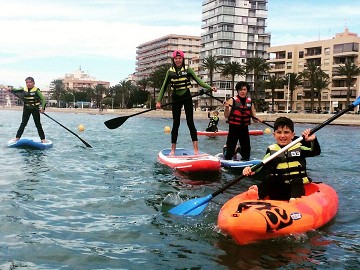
<box><xmin>48</xmin><ymin>57</ymin><xmax>360</xmax><ymax>112</ymax></box>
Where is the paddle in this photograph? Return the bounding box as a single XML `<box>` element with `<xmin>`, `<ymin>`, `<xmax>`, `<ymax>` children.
<box><xmin>203</xmin><ymin>91</ymin><xmax>274</xmax><ymax>129</ymax></box>
<box><xmin>9</xmin><ymin>91</ymin><xmax>92</xmax><ymax>148</ymax></box>
<box><xmin>41</xmin><ymin>113</ymin><xmax>92</xmax><ymax>148</ymax></box>
<box><xmin>104</xmin><ymin>90</ymin><xmax>207</xmax><ymax>129</ymax></box>
<box><xmin>169</xmin><ymin>96</ymin><xmax>360</xmax><ymax>215</ymax></box>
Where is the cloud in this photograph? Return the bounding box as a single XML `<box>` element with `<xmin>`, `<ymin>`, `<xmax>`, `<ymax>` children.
<box><xmin>0</xmin><ymin>0</ymin><xmax>202</xmax><ymax>87</ymax></box>
<box><xmin>268</xmin><ymin>1</ymin><xmax>360</xmax><ymax>45</ymax></box>
<box><xmin>2</xmin><ymin>0</ymin><xmax>360</xmax><ymax>88</ymax></box>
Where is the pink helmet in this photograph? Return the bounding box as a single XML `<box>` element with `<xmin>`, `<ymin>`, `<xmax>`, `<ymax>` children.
<box><xmin>172</xmin><ymin>50</ymin><xmax>184</xmax><ymax>58</ymax></box>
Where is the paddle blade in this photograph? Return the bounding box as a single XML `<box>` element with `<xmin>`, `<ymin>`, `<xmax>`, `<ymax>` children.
<box><xmin>104</xmin><ymin>116</ymin><xmax>129</xmax><ymax>129</ymax></box>
<box><xmin>81</xmin><ymin>139</ymin><xmax>92</xmax><ymax>148</ymax></box>
<box><xmin>168</xmin><ymin>194</ymin><xmax>213</xmax><ymax>216</ymax></box>
<box><xmin>353</xmin><ymin>96</ymin><xmax>360</xmax><ymax>107</ymax></box>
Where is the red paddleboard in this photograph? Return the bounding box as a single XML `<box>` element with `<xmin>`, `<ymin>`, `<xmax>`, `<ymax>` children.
<box><xmin>197</xmin><ymin>130</ymin><xmax>263</xmax><ymax>137</ymax></box>
<box><xmin>158</xmin><ymin>148</ymin><xmax>220</xmax><ymax>173</ymax></box>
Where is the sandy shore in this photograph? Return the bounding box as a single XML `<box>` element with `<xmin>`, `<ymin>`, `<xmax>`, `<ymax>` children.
<box><xmin>1</xmin><ymin>106</ymin><xmax>360</xmax><ymax>126</ymax></box>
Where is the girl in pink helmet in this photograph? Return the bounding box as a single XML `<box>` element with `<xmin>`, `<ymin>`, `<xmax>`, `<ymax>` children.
<box><xmin>156</xmin><ymin>50</ymin><xmax>216</xmax><ymax>155</ymax></box>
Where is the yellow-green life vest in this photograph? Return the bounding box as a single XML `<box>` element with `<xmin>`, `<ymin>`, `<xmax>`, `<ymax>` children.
<box><xmin>23</xmin><ymin>87</ymin><xmax>41</xmax><ymax>107</ymax></box>
<box><xmin>168</xmin><ymin>66</ymin><xmax>191</xmax><ymax>91</ymax></box>
<box><xmin>268</xmin><ymin>143</ymin><xmax>310</xmax><ymax>184</ymax></box>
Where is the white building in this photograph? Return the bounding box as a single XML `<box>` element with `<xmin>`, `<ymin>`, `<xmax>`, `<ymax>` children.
<box><xmin>200</xmin><ymin>0</ymin><xmax>271</xmax><ymax>105</ymax></box>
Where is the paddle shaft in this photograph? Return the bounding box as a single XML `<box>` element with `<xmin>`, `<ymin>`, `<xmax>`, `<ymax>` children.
<box><xmin>104</xmin><ymin>90</ymin><xmax>208</xmax><ymax>129</ymax></box>
<box><xmin>9</xmin><ymin>91</ymin><xmax>92</xmax><ymax>148</ymax></box>
<box><xmin>204</xmin><ymin>91</ymin><xmax>274</xmax><ymax>129</ymax></box>
<box><xmin>43</xmin><ymin>113</ymin><xmax>92</xmax><ymax>148</ymax></box>
<box><xmin>120</xmin><ymin>92</ymin><xmax>199</xmax><ymax>117</ymax></box>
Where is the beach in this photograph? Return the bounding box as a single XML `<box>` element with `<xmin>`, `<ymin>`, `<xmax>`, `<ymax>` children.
<box><xmin>2</xmin><ymin>105</ymin><xmax>360</xmax><ymax>126</ymax></box>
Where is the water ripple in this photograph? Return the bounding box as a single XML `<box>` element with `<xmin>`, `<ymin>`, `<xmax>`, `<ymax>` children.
<box><xmin>0</xmin><ymin>110</ymin><xmax>359</xmax><ymax>269</ymax></box>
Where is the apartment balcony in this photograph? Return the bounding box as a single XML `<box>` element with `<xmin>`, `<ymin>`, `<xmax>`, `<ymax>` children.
<box><xmin>215</xmin><ymin>7</ymin><xmax>235</xmax><ymax>16</ymax></box>
<box><xmin>216</xmin><ymin>48</ymin><xmax>233</xmax><ymax>56</ymax></box>
<box><xmin>217</xmin><ymin>32</ymin><xmax>235</xmax><ymax>40</ymax></box>
<box><xmin>333</xmin><ymin>50</ymin><xmax>359</xmax><ymax>57</ymax></box>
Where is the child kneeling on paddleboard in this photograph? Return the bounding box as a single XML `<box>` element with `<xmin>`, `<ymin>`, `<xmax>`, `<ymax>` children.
<box><xmin>243</xmin><ymin>117</ymin><xmax>321</xmax><ymax>201</ymax></box>
<box><xmin>206</xmin><ymin>110</ymin><xmax>219</xmax><ymax>132</ymax></box>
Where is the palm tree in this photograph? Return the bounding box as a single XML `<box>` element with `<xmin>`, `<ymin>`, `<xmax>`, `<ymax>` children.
<box><xmin>49</xmin><ymin>79</ymin><xmax>66</xmax><ymax>108</ymax></box>
<box><xmin>220</xmin><ymin>61</ymin><xmax>245</xmax><ymax>97</ymax></box>
<box><xmin>137</xmin><ymin>77</ymin><xmax>151</xmax><ymax>107</ymax></box>
<box><xmin>314</xmin><ymin>72</ymin><xmax>330</xmax><ymax>111</ymax></box>
<box><xmin>300</xmin><ymin>62</ymin><xmax>320</xmax><ymax>112</ymax></box>
<box><xmin>137</xmin><ymin>78</ymin><xmax>149</xmax><ymax>92</ymax></box>
<box><xmin>94</xmin><ymin>84</ymin><xmax>107</xmax><ymax>108</ymax></box>
<box><xmin>202</xmin><ymin>55</ymin><xmax>222</xmax><ymax>107</ymax></box>
<box><xmin>245</xmin><ymin>57</ymin><xmax>270</xmax><ymax>110</ymax></box>
<box><xmin>264</xmin><ymin>75</ymin><xmax>282</xmax><ymax>112</ymax></box>
<box><xmin>149</xmin><ymin>64</ymin><xmax>171</xmax><ymax>104</ymax></box>
<box><xmin>334</xmin><ymin>60</ymin><xmax>360</xmax><ymax>105</ymax></box>
<box><xmin>116</xmin><ymin>80</ymin><xmax>132</xmax><ymax>108</ymax></box>
<box><xmin>283</xmin><ymin>73</ymin><xmax>302</xmax><ymax>111</ymax></box>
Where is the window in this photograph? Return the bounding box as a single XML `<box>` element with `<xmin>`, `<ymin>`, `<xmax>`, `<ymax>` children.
<box><xmin>299</xmin><ymin>51</ymin><xmax>304</xmax><ymax>58</ymax></box>
<box><xmin>334</xmin><ymin>42</ymin><xmax>359</xmax><ymax>53</ymax></box>
<box><xmin>287</xmin><ymin>52</ymin><xmax>292</xmax><ymax>59</ymax></box>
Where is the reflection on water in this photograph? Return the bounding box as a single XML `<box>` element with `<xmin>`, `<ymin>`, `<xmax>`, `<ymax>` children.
<box><xmin>215</xmin><ymin>233</ymin><xmax>338</xmax><ymax>269</ymax></box>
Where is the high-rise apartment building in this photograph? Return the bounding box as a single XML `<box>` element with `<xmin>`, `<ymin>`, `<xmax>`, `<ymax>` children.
<box><xmin>266</xmin><ymin>27</ymin><xmax>360</xmax><ymax>113</ymax></box>
<box><xmin>201</xmin><ymin>0</ymin><xmax>271</xmax><ymax>105</ymax></box>
<box><xmin>135</xmin><ymin>34</ymin><xmax>201</xmax><ymax>81</ymax></box>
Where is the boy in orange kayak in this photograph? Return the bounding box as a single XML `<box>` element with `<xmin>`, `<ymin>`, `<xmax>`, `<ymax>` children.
<box><xmin>243</xmin><ymin>117</ymin><xmax>321</xmax><ymax>201</ymax></box>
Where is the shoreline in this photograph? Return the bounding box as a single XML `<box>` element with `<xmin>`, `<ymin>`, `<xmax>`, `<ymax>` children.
<box><xmin>1</xmin><ymin>106</ymin><xmax>360</xmax><ymax>126</ymax></box>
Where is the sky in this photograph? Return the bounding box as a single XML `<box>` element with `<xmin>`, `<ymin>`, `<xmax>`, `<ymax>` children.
<box><xmin>1</xmin><ymin>0</ymin><xmax>360</xmax><ymax>89</ymax></box>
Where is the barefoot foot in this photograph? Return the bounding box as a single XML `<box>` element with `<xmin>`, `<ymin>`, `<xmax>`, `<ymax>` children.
<box><xmin>247</xmin><ymin>185</ymin><xmax>259</xmax><ymax>199</ymax></box>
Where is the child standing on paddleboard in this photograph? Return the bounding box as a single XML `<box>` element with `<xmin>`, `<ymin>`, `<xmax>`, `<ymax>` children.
<box><xmin>8</xmin><ymin>77</ymin><xmax>47</xmax><ymax>143</ymax></box>
<box><xmin>223</xmin><ymin>81</ymin><xmax>261</xmax><ymax>161</ymax></box>
<box><xmin>156</xmin><ymin>50</ymin><xmax>216</xmax><ymax>155</ymax></box>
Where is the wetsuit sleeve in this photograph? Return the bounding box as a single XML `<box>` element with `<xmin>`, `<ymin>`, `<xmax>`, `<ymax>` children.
<box><xmin>37</xmin><ymin>89</ymin><xmax>46</xmax><ymax>110</ymax></box>
<box><xmin>157</xmin><ymin>70</ymin><xmax>171</xmax><ymax>102</ymax></box>
<box><xmin>187</xmin><ymin>67</ymin><xmax>212</xmax><ymax>89</ymax></box>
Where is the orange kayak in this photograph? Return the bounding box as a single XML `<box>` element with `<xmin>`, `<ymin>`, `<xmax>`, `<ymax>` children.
<box><xmin>217</xmin><ymin>182</ymin><xmax>338</xmax><ymax>245</ymax></box>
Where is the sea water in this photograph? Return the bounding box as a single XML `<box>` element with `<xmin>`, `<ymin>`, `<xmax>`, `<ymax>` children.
<box><xmin>0</xmin><ymin>109</ymin><xmax>359</xmax><ymax>269</ymax></box>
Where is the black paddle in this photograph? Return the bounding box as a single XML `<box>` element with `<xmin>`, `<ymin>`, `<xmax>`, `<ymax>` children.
<box><xmin>41</xmin><ymin>113</ymin><xmax>92</xmax><ymax>148</ymax></box>
<box><xmin>203</xmin><ymin>91</ymin><xmax>274</xmax><ymax>129</ymax></box>
<box><xmin>104</xmin><ymin>90</ymin><xmax>208</xmax><ymax>129</ymax></box>
<box><xmin>9</xmin><ymin>91</ymin><xmax>92</xmax><ymax>148</ymax></box>
<box><xmin>168</xmin><ymin>96</ymin><xmax>360</xmax><ymax>216</ymax></box>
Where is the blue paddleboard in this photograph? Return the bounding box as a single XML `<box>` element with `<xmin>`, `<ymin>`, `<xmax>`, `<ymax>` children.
<box><xmin>215</xmin><ymin>153</ymin><xmax>261</xmax><ymax>169</ymax></box>
<box><xmin>7</xmin><ymin>138</ymin><xmax>53</xmax><ymax>150</ymax></box>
